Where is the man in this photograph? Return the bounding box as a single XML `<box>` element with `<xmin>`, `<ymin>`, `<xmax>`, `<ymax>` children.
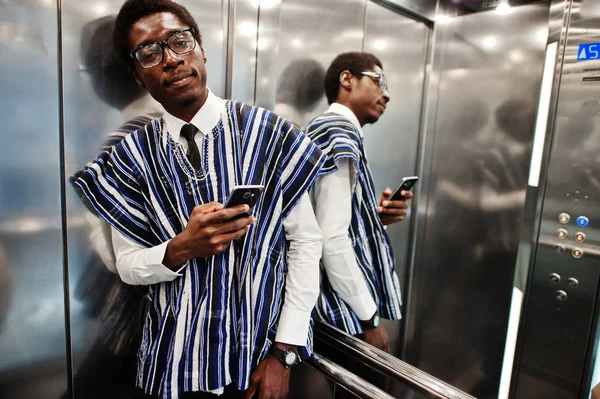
<box><xmin>306</xmin><ymin>52</ymin><xmax>413</xmax><ymax>352</ymax></box>
<box><xmin>71</xmin><ymin>1</ymin><xmax>325</xmax><ymax>398</ymax></box>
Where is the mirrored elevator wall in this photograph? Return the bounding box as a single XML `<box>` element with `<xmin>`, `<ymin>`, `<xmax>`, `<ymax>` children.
<box><xmin>406</xmin><ymin>3</ymin><xmax>551</xmax><ymax>398</ymax></box>
<box><xmin>0</xmin><ymin>1</ymin><xmax>68</xmax><ymax>398</ymax></box>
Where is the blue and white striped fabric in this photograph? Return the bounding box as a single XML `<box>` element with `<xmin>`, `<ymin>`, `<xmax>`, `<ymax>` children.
<box><xmin>76</xmin><ymin>114</ymin><xmax>156</xmax><ymax>357</ymax></box>
<box><xmin>306</xmin><ymin>112</ymin><xmax>402</xmax><ymax>336</ymax></box>
<box><xmin>71</xmin><ymin>101</ymin><xmax>325</xmax><ymax>398</ymax></box>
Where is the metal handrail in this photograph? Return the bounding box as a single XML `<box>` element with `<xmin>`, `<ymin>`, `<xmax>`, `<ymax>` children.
<box><xmin>314</xmin><ymin>321</ymin><xmax>476</xmax><ymax>399</ymax></box>
<box><xmin>307</xmin><ymin>353</ymin><xmax>395</xmax><ymax>399</ymax></box>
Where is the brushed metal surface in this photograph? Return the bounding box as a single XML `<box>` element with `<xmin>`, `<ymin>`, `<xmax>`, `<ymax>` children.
<box><xmin>373</xmin><ymin>0</ymin><xmax>438</xmax><ymax>21</ymax></box>
<box><xmin>230</xmin><ymin>0</ymin><xmax>259</xmax><ymax>104</ymax></box>
<box><xmin>406</xmin><ymin>4</ymin><xmax>550</xmax><ymax>398</ymax></box>
<box><xmin>0</xmin><ymin>0</ymin><xmax>68</xmax><ymax>398</ymax></box>
<box><xmin>255</xmin><ymin>0</ymin><xmax>367</xmax><ymax>126</ymax></box>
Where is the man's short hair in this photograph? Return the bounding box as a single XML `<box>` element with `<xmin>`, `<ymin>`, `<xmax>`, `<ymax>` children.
<box><xmin>324</xmin><ymin>52</ymin><xmax>383</xmax><ymax>105</ymax></box>
<box><xmin>113</xmin><ymin>0</ymin><xmax>203</xmax><ymax>68</ymax></box>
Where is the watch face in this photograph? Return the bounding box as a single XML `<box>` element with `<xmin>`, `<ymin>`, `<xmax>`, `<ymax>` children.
<box><xmin>372</xmin><ymin>314</ymin><xmax>380</xmax><ymax>328</ymax></box>
<box><xmin>284</xmin><ymin>350</ymin><xmax>298</xmax><ymax>366</ymax></box>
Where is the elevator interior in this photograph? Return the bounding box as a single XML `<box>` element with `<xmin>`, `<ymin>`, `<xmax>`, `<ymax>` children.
<box><xmin>2</xmin><ymin>0</ymin><xmax>600</xmax><ymax>398</ymax></box>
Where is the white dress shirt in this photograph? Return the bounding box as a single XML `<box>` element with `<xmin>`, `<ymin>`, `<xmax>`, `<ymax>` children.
<box><xmin>110</xmin><ymin>89</ymin><xmax>322</xmax><ymax>346</ymax></box>
<box><xmin>311</xmin><ymin>103</ymin><xmax>378</xmax><ymax>321</ymax></box>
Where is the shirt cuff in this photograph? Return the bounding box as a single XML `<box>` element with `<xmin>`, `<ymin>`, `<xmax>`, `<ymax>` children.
<box><xmin>142</xmin><ymin>240</ymin><xmax>187</xmax><ymax>277</ymax></box>
<box><xmin>274</xmin><ymin>307</ymin><xmax>312</xmax><ymax>346</ymax></box>
<box><xmin>344</xmin><ymin>291</ymin><xmax>378</xmax><ymax>321</ymax></box>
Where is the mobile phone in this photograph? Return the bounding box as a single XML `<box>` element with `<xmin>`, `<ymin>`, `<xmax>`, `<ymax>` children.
<box><xmin>390</xmin><ymin>176</ymin><xmax>419</xmax><ymax>201</ymax></box>
<box><xmin>224</xmin><ymin>185</ymin><xmax>265</xmax><ymax>219</ymax></box>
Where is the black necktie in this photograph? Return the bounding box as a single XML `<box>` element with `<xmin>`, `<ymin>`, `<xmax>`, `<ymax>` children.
<box><xmin>180</xmin><ymin>124</ymin><xmax>202</xmax><ymax>171</ymax></box>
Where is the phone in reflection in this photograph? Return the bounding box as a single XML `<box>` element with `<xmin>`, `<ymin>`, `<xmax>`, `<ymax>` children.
<box><xmin>390</xmin><ymin>176</ymin><xmax>418</xmax><ymax>201</ymax></box>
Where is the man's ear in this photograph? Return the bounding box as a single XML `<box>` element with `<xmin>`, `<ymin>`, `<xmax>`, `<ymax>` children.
<box><xmin>340</xmin><ymin>70</ymin><xmax>353</xmax><ymax>90</ymax></box>
<box><xmin>132</xmin><ymin>69</ymin><xmax>146</xmax><ymax>89</ymax></box>
<box><xmin>201</xmin><ymin>47</ymin><xmax>207</xmax><ymax>63</ymax></box>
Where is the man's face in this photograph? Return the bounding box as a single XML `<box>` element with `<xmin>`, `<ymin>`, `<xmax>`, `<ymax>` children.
<box><xmin>128</xmin><ymin>12</ymin><xmax>207</xmax><ymax>111</ymax></box>
<box><xmin>351</xmin><ymin>65</ymin><xmax>390</xmax><ymax>126</ymax></box>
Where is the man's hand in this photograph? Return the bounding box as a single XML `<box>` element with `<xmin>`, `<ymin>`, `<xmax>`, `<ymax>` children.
<box><xmin>243</xmin><ymin>343</ymin><xmax>293</xmax><ymax>399</ymax></box>
<box><xmin>163</xmin><ymin>202</ymin><xmax>254</xmax><ymax>269</ymax></box>
<box><xmin>362</xmin><ymin>325</ymin><xmax>390</xmax><ymax>353</ymax></box>
<box><xmin>377</xmin><ymin>188</ymin><xmax>413</xmax><ymax>226</ymax></box>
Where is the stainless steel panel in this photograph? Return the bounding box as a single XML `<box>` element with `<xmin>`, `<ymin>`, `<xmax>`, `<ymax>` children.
<box><xmin>514</xmin><ymin>1</ymin><xmax>600</xmax><ymax>397</ymax></box>
<box><xmin>374</xmin><ymin>0</ymin><xmax>438</xmax><ymax>21</ymax></box>
<box><xmin>406</xmin><ymin>4</ymin><xmax>550</xmax><ymax>398</ymax></box>
<box><xmin>362</xmin><ymin>2</ymin><xmax>429</xmax><ymax>363</ymax></box>
<box><xmin>61</xmin><ymin>1</ymin><xmax>227</xmax><ymax>397</ymax></box>
<box><xmin>255</xmin><ymin>0</ymin><xmax>367</xmax><ymax>124</ymax></box>
<box><xmin>0</xmin><ymin>1</ymin><xmax>68</xmax><ymax>398</ymax></box>
<box><xmin>231</xmin><ymin>0</ymin><xmax>259</xmax><ymax>104</ymax></box>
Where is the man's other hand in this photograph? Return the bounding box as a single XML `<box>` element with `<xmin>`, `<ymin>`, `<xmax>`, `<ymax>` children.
<box><xmin>243</xmin><ymin>344</ymin><xmax>292</xmax><ymax>399</ymax></box>
<box><xmin>362</xmin><ymin>325</ymin><xmax>390</xmax><ymax>353</ymax></box>
<box><xmin>163</xmin><ymin>202</ymin><xmax>254</xmax><ymax>268</ymax></box>
<box><xmin>377</xmin><ymin>188</ymin><xmax>413</xmax><ymax>225</ymax></box>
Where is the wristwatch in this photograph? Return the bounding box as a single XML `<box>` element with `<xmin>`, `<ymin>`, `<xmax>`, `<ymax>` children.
<box><xmin>360</xmin><ymin>312</ymin><xmax>380</xmax><ymax>330</ymax></box>
<box><xmin>270</xmin><ymin>346</ymin><xmax>301</xmax><ymax>368</ymax></box>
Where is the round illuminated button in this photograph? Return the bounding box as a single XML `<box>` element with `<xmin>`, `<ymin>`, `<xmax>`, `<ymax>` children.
<box><xmin>572</xmin><ymin>248</ymin><xmax>584</xmax><ymax>259</ymax></box>
<box><xmin>549</xmin><ymin>273</ymin><xmax>561</xmax><ymax>283</ymax></box>
<box><xmin>575</xmin><ymin>232</ymin><xmax>586</xmax><ymax>243</ymax></box>
<box><xmin>556</xmin><ymin>290</ymin><xmax>568</xmax><ymax>301</ymax></box>
<box><xmin>576</xmin><ymin>216</ymin><xmax>590</xmax><ymax>227</ymax></box>
<box><xmin>556</xmin><ymin>244</ymin><xmax>566</xmax><ymax>254</ymax></box>
<box><xmin>559</xmin><ymin>213</ymin><xmax>571</xmax><ymax>224</ymax></box>
<box><xmin>557</xmin><ymin>228</ymin><xmax>568</xmax><ymax>239</ymax></box>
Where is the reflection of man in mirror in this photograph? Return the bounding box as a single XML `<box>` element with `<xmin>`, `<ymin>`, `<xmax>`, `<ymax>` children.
<box><xmin>274</xmin><ymin>58</ymin><xmax>325</xmax><ymax>129</ymax></box>
<box><xmin>71</xmin><ymin>1</ymin><xmax>326</xmax><ymax>398</ymax></box>
<box><xmin>306</xmin><ymin>52</ymin><xmax>412</xmax><ymax>354</ymax></box>
<box><xmin>67</xmin><ymin>14</ymin><xmax>163</xmax><ymax>399</ymax></box>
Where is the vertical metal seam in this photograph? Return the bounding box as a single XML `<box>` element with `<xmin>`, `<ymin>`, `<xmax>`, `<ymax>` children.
<box><xmin>361</xmin><ymin>0</ymin><xmax>368</xmax><ymax>51</ymax></box>
<box><xmin>56</xmin><ymin>0</ymin><xmax>73</xmax><ymax>397</ymax></box>
<box><xmin>225</xmin><ymin>0</ymin><xmax>236</xmax><ymax>99</ymax></box>
<box><xmin>400</xmin><ymin>21</ymin><xmax>435</xmax><ymax>360</ymax></box>
<box><xmin>252</xmin><ymin>1</ymin><xmax>261</xmax><ymax>105</ymax></box>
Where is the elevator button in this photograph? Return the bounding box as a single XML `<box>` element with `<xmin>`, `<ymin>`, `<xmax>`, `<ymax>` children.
<box><xmin>557</xmin><ymin>228</ymin><xmax>568</xmax><ymax>239</ymax></box>
<box><xmin>556</xmin><ymin>244</ymin><xmax>566</xmax><ymax>254</ymax></box>
<box><xmin>572</xmin><ymin>248</ymin><xmax>584</xmax><ymax>259</ymax></box>
<box><xmin>556</xmin><ymin>290</ymin><xmax>568</xmax><ymax>301</ymax></box>
<box><xmin>559</xmin><ymin>213</ymin><xmax>571</xmax><ymax>224</ymax></box>
<box><xmin>550</xmin><ymin>273</ymin><xmax>561</xmax><ymax>283</ymax></box>
<box><xmin>568</xmin><ymin>278</ymin><xmax>579</xmax><ymax>288</ymax></box>
<box><xmin>575</xmin><ymin>232</ymin><xmax>586</xmax><ymax>243</ymax></box>
<box><xmin>576</xmin><ymin>216</ymin><xmax>590</xmax><ymax>227</ymax></box>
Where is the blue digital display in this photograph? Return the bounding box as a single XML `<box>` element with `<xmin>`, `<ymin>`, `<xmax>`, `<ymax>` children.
<box><xmin>576</xmin><ymin>216</ymin><xmax>590</xmax><ymax>227</ymax></box>
<box><xmin>578</xmin><ymin>43</ymin><xmax>600</xmax><ymax>61</ymax></box>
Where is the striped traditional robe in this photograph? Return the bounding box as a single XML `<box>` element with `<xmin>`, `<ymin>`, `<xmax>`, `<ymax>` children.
<box><xmin>306</xmin><ymin>112</ymin><xmax>402</xmax><ymax>336</ymax></box>
<box><xmin>71</xmin><ymin>101</ymin><xmax>325</xmax><ymax>398</ymax></box>
<box><xmin>76</xmin><ymin>114</ymin><xmax>157</xmax><ymax>356</ymax></box>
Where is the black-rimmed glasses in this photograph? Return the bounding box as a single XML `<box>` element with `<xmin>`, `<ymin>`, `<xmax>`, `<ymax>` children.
<box><xmin>361</xmin><ymin>71</ymin><xmax>389</xmax><ymax>93</ymax></box>
<box><xmin>130</xmin><ymin>28</ymin><xmax>196</xmax><ymax>69</ymax></box>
